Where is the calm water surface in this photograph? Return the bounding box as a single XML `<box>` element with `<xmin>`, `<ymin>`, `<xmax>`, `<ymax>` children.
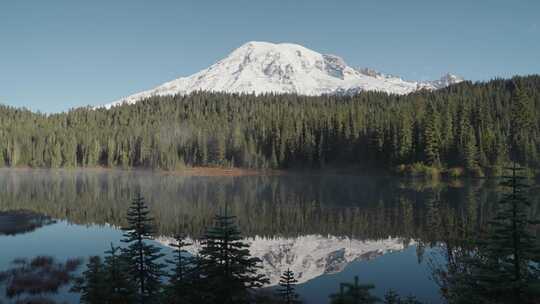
<box><xmin>1</xmin><ymin>169</ymin><xmax>538</xmax><ymax>303</ymax></box>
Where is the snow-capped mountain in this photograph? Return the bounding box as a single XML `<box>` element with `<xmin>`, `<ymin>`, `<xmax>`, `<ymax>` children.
<box><xmin>104</xmin><ymin>41</ymin><xmax>463</xmax><ymax>108</ymax></box>
<box><xmin>157</xmin><ymin>235</ymin><xmax>410</xmax><ymax>286</ymax></box>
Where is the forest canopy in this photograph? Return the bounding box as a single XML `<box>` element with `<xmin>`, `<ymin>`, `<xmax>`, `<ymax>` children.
<box><xmin>0</xmin><ymin>75</ymin><xmax>539</xmax><ymax>176</ymax></box>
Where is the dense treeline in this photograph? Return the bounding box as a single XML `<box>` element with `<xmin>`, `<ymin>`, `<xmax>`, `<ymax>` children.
<box><xmin>1</xmin><ymin>76</ymin><xmax>539</xmax><ymax>174</ymax></box>
<box><xmin>3</xmin><ymin>170</ymin><xmax>539</xmax><ymax>242</ymax></box>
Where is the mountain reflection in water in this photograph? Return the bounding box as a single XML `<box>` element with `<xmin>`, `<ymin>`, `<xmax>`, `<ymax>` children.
<box><xmin>2</xmin><ymin>168</ymin><xmax>533</xmax><ymax>241</ymax></box>
<box><xmin>0</xmin><ymin>169</ymin><xmax>538</xmax><ymax>303</ymax></box>
<box><xmin>157</xmin><ymin>235</ymin><xmax>412</xmax><ymax>286</ymax></box>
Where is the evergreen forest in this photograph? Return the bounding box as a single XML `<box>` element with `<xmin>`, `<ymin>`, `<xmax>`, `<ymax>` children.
<box><xmin>1</xmin><ymin>76</ymin><xmax>539</xmax><ymax>176</ymax></box>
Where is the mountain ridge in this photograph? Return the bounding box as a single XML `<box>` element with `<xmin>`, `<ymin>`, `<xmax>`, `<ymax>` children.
<box><xmin>103</xmin><ymin>41</ymin><xmax>463</xmax><ymax>108</ymax></box>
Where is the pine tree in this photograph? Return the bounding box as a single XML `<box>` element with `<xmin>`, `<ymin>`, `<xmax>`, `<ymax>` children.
<box><xmin>510</xmin><ymin>85</ymin><xmax>534</xmax><ymax>164</ymax></box>
<box><xmin>276</xmin><ymin>268</ymin><xmax>301</xmax><ymax>304</ymax></box>
<box><xmin>164</xmin><ymin>235</ymin><xmax>193</xmax><ymax>304</ymax></box>
<box><xmin>423</xmin><ymin>103</ymin><xmax>441</xmax><ymax>167</ymax></box>
<box><xmin>398</xmin><ymin>112</ymin><xmax>413</xmax><ymax>163</ymax></box>
<box><xmin>448</xmin><ymin>164</ymin><xmax>540</xmax><ymax>303</ymax></box>
<box><xmin>198</xmin><ymin>203</ymin><xmax>269</xmax><ymax>304</ymax></box>
<box><xmin>475</xmin><ymin>164</ymin><xmax>540</xmax><ymax>302</ymax></box>
<box><xmin>463</xmin><ymin>128</ymin><xmax>478</xmax><ymax>173</ymax></box>
<box><xmin>72</xmin><ymin>256</ymin><xmax>106</xmax><ymax>304</ymax></box>
<box><xmin>103</xmin><ymin>243</ymin><xmax>136</xmax><ymax>304</ymax></box>
<box><xmin>329</xmin><ymin>276</ymin><xmax>379</xmax><ymax>304</ymax></box>
<box><xmin>121</xmin><ymin>194</ymin><xmax>165</xmax><ymax>304</ymax></box>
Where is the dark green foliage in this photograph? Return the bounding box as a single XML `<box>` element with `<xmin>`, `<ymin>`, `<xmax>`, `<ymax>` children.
<box><xmin>72</xmin><ymin>256</ymin><xmax>106</xmax><ymax>304</ymax></box>
<box><xmin>470</xmin><ymin>165</ymin><xmax>540</xmax><ymax>303</ymax></box>
<box><xmin>433</xmin><ymin>165</ymin><xmax>540</xmax><ymax>303</ymax></box>
<box><xmin>197</xmin><ymin>204</ymin><xmax>269</xmax><ymax>304</ymax></box>
<box><xmin>103</xmin><ymin>244</ymin><xmax>136</xmax><ymax>303</ymax></box>
<box><xmin>329</xmin><ymin>276</ymin><xmax>379</xmax><ymax>304</ymax></box>
<box><xmin>0</xmin><ymin>76</ymin><xmax>539</xmax><ymax>173</ymax></box>
<box><xmin>121</xmin><ymin>194</ymin><xmax>165</xmax><ymax>304</ymax></box>
<box><xmin>510</xmin><ymin>84</ymin><xmax>535</xmax><ymax>164</ymax></box>
<box><xmin>423</xmin><ymin>102</ymin><xmax>441</xmax><ymax>167</ymax></box>
<box><xmin>276</xmin><ymin>268</ymin><xmax>301</xmax><ymax>304</ymax></box>
<box><xmin>164</xmin><ymin>235</ymin><xmax>194</xmax><ymax>304</ymax></box>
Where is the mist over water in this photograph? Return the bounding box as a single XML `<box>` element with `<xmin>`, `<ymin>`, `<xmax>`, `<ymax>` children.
<box><xmin>0</xmin><ymin>168</ymin><xmax>538</xmax><ymax>303</ymax></box>
<box><xmin>0</xmin><ymin>169</ymin><xmax>527</xmax><ymax>239</ymax></box>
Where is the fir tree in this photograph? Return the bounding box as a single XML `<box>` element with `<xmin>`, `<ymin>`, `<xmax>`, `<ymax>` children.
<box><xmin>164</xmin><ymin>235</ymin><xmax>193</xmax><ymax>304</ymax></box>
<box><xmin>510</xmin><ymin>85</ymin><xmax>534</xmax><ymax>164</ymax></box>
<box><xmin>423</xmin><ymin>103</ymin><xmax>441</xmax><ymax>167</ymax></box>
<box><xmin>72</xmin><ymin>256</ymin><xmax>106</xmax><ymax>304</ymax></box>
<box><xmin>276</xmin><ymin>268</ymin><xmax>301</xmax><ymax>304</ymax></box>
<box><xmin>463</xmin><ymin>128</ymin><xmax>478</xmax><ymax>173</ymax></box>
<box><xmin>398</xmin><ymin>112</ymin><xmax>413</xmax><ymax>163</ymax></box>
<box><xmin>103</xmin><ymin>243</ymin><xmax>136</xmax><ymax>304</ymax></box>
<box><xmin>198</xmin><ymin>203</ymin><xmax>269</xmax><ymax>304</ymax></box>
<box><xmin>443</xmin><ymin>164</ymin><xmax>540</xmax><ymax>303</ymax></box>
<box><xmin>121</xmin><ymin>194</ymin><xmax>165</xmax><ymax>304</ymax></box>
<box><xmin>472</xmin><ymin>164</ymin><xmax>540</xmax><ymax>302</ymax></box>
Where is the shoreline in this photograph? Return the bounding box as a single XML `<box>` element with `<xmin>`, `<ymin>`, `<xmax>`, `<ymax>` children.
<box><xmin>0</xmin><ymin>166</ymin><xmax>534</xmax><ymax>180</ymax></box>
<box><xmin>0</xmin><ymin>166</ymin><xmax>392</xmax><ymax>178</ymax></box>
<box><xmin>0</xmin><ymin>166</ymin><xmax>285</xmax><ymax>177</ymax></box>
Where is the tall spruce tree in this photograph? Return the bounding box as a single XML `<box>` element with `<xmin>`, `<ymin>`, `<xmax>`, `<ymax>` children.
<box><xmin>72</xmin><ymin>256</ymin><xmax>106</xmax><ymax>304</ymax></box>
<box><xmin>121</xmin><ymin>194</ymin><xmax>165</xmax><ymax>304</ymax></box>
<box><xmin>103</xmin><ymin>243</ymin><xmax>136</xmax><ymax>304</ymax></box>
<box><xmin>510</xmin><ymin>85</ymin><xmax>534</xmax><ymax>164</ymax></box>
<box><xmin>463</xmin><ymin>128</ymin><xmax>478</xmax><ymax>173</ymax></box>
<box><xmin>164</xmin><ymin>235</ymin><xmax>194</xmax><ymax>304</ymax></box>
<box><xmin>442</xmin><ymin>164</ymin><xmax>540</xmax><ymax>303</ymax></box>
<box><xmin>398</xmin><ymin>112</ymin><xmax>414</xmax><ymax>163</ymax></box>
<box><xmin>423</xmin><ymin>103</ymin><xmax>442</xmax><ymax>167</ymax></box>
<box><xmin>198</xmin><ymin>203</ymin><xmax>269</xmax><ymax>304</ymax></box>
<box><xmin>474</xmin><ymin>164</ymin><xmax>540</xmax><ymax>302</ymax></box>
<box><xmin>276</xmin><ymin>268</ymin><xmax>301</xmax><ymax>304</ymax></box>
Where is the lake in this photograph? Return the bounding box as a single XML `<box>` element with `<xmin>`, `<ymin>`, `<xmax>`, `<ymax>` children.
<box><xmin>0</xmin><ymin>169</ymin><xmax>537</xmax><ymax>303</ymax></box>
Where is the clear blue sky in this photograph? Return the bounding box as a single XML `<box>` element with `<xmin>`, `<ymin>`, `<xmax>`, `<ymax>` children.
<box><xmin>1</xmin><ymin>0</ymin><xmax>539</xmax><ymax>112</ymax></box>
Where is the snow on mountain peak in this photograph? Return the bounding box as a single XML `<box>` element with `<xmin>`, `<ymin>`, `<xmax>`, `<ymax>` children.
<box><xmin>103</xmin><ymin>41</ymin><xmax>464</xmax><ymax>108</ymax></box>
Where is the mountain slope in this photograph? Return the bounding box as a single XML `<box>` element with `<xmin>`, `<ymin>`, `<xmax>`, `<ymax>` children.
<box><xmin>104</xmin><ymin>41</ymin><xmax>463</xmax><ymax>108</ymax></box>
